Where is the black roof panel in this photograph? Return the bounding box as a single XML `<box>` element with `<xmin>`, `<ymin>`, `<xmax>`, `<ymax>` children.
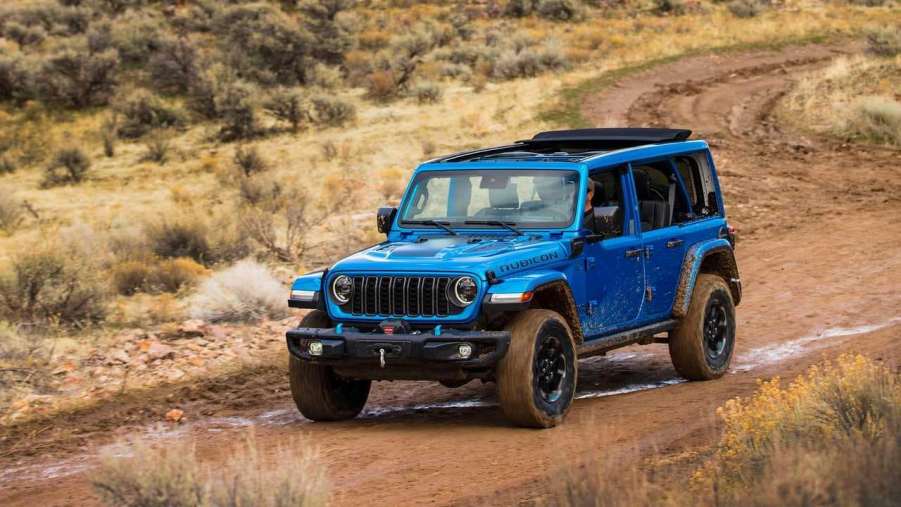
<box><xmin>530</xmin><ymin>128</ymin><xmax>691</xmax><ymax>143</ymax></box>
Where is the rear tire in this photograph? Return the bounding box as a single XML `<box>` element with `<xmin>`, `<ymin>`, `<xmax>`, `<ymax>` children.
<box><xmin>289</xmin><ymin>310</ymin><xmax>371</xmax><ymax>421</ymax></box>
<box><xmin>669</xmin><ymin>274</ymin><xmax>736</xmax><ymax>380</ymax></box>
<box><xmin>497</xmin><ymin>310</ymin><xmax>577</xmax><ymax>428</ymax></box>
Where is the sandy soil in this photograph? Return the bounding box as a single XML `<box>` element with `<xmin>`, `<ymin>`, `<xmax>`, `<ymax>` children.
<box><xmin>1</xmin><ymin>41</ymin><xmax>900</xmax><ymax>506</ymax></box>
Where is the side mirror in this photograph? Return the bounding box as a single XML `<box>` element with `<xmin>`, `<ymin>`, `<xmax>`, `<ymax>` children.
<box><xmin>376</xmin><ymin>207</ymin><xmax>398</xmax><ymax>235</ymax></box>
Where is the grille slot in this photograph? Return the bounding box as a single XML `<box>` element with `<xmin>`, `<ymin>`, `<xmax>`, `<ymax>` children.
<box><xmin>342</xmin><ymin>275</ymin><xmax>465</xmax><ymax>317</ymax></box>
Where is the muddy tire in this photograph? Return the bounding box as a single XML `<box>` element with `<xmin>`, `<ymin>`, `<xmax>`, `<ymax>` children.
<box><xmin>497</xmin><ymin>309</ymin><xmax>577</xmax><ymax>428</ymax></box>
<box><xmin>289</xmin><ymin>310</ymin><xmax>371</xmax><ymax>421</ymax></box>
<box><xmin>669</xmin><ymin>274</ymin><xmax>736</xmax><ymax>380</ymax></box>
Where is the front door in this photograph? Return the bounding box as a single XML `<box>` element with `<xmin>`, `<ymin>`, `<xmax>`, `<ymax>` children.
<box><xmin>580</xmin><ymin>167</ymin><xmax>645</xmax><ymax>338</ymax></box>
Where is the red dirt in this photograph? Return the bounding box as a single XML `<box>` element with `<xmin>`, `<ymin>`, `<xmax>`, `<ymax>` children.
<box><xmin>1</xmin><ymin>42</ymin><xmax>899</xmax><ymax>506</ymax></box>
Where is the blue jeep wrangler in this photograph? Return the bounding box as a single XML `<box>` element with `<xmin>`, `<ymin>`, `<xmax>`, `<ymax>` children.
<box><xmin>286</xmin><ymin>128</ymin><xmax>741</xmax><ymax>428</ymax></box>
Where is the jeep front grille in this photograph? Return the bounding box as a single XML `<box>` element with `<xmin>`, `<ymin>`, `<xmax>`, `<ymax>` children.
<box><xmin>349</xmin><ymin>276</ymin><xmax>464</xmax><ymax>317</ymax></box>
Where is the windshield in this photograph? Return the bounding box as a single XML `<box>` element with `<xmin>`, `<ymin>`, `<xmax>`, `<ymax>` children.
<box><xmin>399</xmin><ymin>170</ymin><xmax>580</xmax><ymax>228</ymax></box>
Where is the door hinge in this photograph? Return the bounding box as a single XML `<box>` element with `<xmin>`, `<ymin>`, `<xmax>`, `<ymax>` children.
<box><xmin>645</xmin><ymin>286</ymin><xmax>654</xmax><ymax>302</ymax></box>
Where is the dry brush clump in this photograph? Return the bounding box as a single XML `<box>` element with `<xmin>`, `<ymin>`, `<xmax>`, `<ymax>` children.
<box><xmin>92</xmin><ymin>432</ymin><xmax>328</xmax><ymax>507</ymax></box>
<box><xmin>189</xmin><ymin>259</ymin><xmax>289</xmax><ymax>323</ymax></box>
<box><xmin>0</xmin><ymin>188</ymin><xmax>25</xmax><ymax>234</ymax></box>
<box><xmin>555</xmin><ymin>354</ymin><xmax>900</xmax><ymax>507</ymax></box>
<box><xmin>0</xmin><ymin>245</ymin><xmax>108</xmax><ymax>328</ymax></box>
<box><xmin>41</xmin><ymin>147</ymin><xmax>91</xmax><ymax>188</ymax></box>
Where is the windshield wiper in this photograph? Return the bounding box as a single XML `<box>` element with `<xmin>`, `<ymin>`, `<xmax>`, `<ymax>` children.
<box><xmin>402</xmin><ymin>219</ymin><xmax>458</xmax><ymax>235</ymax></box>
<box><xmin>464</xmin><ymin>220</ymin><xmax>523</xmax><ymax>236</ymax></box>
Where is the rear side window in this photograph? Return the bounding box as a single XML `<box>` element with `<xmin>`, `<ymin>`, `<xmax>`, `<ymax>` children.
<box><xmin>631</xmin><ymin>161</ymin><xmax>692</xmax><ymax>231</ymax></box>
<box><xmin>673</xmin><ymin>154</ymin><xmax>719</xmax><ymax>217</ymax></box>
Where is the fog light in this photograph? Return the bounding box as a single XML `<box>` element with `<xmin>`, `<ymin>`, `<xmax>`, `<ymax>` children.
<box><xmin>308</xmin><ymin>341</ymin><xmax>324</xmax><ymax>356</ymax></box>
<box><xmin>458</xmin><ymin>343</ymin><xmax>473</xmax><ymax>359</ymax></box>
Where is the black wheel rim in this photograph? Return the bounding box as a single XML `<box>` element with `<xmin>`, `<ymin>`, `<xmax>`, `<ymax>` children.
<box><xmin>535</xmin><ymin>335</ymin><xmax>567</xmax><ymax>403</ymax></box>
<box><xmin>704</xmin><ymin>301</ymin><xmax>729</xmax><ymax>361</ymax></box>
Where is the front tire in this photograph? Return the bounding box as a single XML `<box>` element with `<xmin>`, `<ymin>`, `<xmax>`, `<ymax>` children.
<box><xmin>669</xmin><ymin>274</ymin><xmax>736</xmax><ymax>380</ymax></box>
<box><xmin>497</xmin><ymin>310</ymin><xmax>577</xmax><ymax>428</ymax></box>
<box><xmin>289</xmin><ymin>310</ymin><xmax>371</xmax><ymax>421</ymax></box>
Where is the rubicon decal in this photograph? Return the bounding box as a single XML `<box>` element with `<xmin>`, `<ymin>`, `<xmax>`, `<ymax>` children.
<box><xmin>499</xmin><ymin>251</ymin><xmax>560</xmax><ymax>273</ymax></box>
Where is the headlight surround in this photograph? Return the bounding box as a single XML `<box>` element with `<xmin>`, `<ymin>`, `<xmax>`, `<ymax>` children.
<box><xmin>331</xmin><ymin>275</ymin><xmax>353</xmax><ymax>305</ymax></box>
<box><xmin>449</xmin><ymin>276</ymin><xmax>478</xmax><ymax>307</ymax></box>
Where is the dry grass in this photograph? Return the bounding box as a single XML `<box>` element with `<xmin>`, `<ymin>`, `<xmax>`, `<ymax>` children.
<box><xmin>92</xmin><ymin>432</ymin><xmax>327</xmax><ymax>507</ymax></box>
<box><xmin>778</xmin><ymin>53</ymin><xmax>901</xmax><ymax>146</ymax></box>
<box><xmin>189</xmin><ymin>259</ymin><xmax>289</xmax><ymax>323</ymax></box>
<box><xmin>556</xmin><ymin>354</ymin><xmax>900</xmax><ymax>507</ymax></box>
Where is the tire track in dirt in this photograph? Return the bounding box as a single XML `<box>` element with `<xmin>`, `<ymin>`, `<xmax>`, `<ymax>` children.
<box><xmin>2</xmin><ymin>42</ymin><xmax>900</xmax><ymax>506</ymax></box>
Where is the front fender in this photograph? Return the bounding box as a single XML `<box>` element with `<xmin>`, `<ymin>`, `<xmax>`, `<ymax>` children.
<box><xmin>673</xmin><ymin>240</ymin><xmax>741</xmax><ymax>317</ymax></box>
<box><xmin>486</xmin><ymin>270</ymin><xmax>568</xmax><ymax>295</ymax></box>
<box><xmin>288</xmin><ymin>270</ymin><xmax>326</xmax><ymax>310</ymax></box>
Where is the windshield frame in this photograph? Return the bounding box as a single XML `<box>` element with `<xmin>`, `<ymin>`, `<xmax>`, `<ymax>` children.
<box><xmin>397</xmin><ymin>169</ymin><xmax>581</xmax><ymax>231</ymax></box>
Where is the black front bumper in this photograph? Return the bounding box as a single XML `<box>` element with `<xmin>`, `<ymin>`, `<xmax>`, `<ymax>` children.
<box><xmin>286</xmin><ymin>327</ymin><xmax>511</xmax><ymax>370</ymax></box>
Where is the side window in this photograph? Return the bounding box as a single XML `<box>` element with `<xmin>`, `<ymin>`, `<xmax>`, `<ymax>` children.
<box><xmin>586</xmin><ymin>168</ymin><xmax>625</xmax><ymax>237</ymax></box>
<box><xmin>631</xmin><ymin>161</ymin><xmax>691</xmax><ymax>231</ymax></box>
<box><xmin>674</xmin><ymin>154</ymin><xmax>720</xmax><ymax>217</ymax></box>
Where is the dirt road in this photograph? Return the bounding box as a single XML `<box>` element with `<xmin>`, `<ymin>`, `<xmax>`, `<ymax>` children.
<box><xmin>2</xmin><ymin>42</ymin><xmax>899</xmax><ymax>506</ymax></box>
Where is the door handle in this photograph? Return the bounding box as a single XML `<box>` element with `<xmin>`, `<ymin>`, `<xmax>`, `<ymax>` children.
<box><xmin>625</xmin><ymin>248</ymin><xmax>643</xmax><ymax>258</ymax></box>
<box><xmin>666</xmin><ymin>239</ymin><xmax>684</xmax><ymax>248</ymax></box>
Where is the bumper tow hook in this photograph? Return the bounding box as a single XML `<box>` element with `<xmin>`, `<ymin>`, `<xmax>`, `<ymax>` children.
<box><xmin>379</xmin><ymin>348</ymin><xmax>386</xmax><ymax>368</ymax></box>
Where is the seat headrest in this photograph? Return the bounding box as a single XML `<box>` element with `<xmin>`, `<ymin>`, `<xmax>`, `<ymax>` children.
<box><xmin>489</xmin><ymin>184</ymin><xmax>519</xmax><ymax>209</ymax></box>
<box><xmin>633</xmin><ymin>171</ymin><xmax>651</xmax><ymax>199</ymax></box>
<box><xmin>535</xmin><ymin>177</ymin><xmax>565</xmax><ymax>202</ymax></box>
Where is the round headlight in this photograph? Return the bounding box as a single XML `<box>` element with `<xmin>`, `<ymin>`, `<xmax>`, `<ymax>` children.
<box><xmin>331</xmin><ymin>275</ymin><xmax>353</xmax><ymax>305</ymax></box>
<box><xmin>450</xmin><ymin>276</ymin><xmax>477</xmax><ymax>307</ymax></box>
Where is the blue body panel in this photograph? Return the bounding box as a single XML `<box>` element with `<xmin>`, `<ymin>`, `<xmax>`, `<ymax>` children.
<box><xmin>292</xmin><ymin>139</ymin><xmax>736</xmax><ymax>341</ymax></box>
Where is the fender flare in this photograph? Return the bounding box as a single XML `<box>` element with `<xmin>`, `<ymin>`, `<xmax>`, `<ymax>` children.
<box><xmin>486</xmin><ymin>271</ymin><xmax>583</xmax><ymax>344</ymax></box>
<box><xmin>673</xmin><ymin>240</ymin><xmax>741</xmax><ymax>318</ymax></box>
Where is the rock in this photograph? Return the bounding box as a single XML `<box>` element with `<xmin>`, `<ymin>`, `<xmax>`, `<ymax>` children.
<box><xmin>165</xmin><ymin>408</ymin><xmax>184</xmax><ymax>423</ymax></box>
<box><xmin>180</xmin><ymin>319</ymin><xmax>206</xmax><ymax>337</ymax></box>
<box><xmin>165</xmin><ymin>369</ymin><xmax>186</xmax><ymax>382</ymax></box>
<box><xmin>147</xmin><ymin>342</ymin><xmax>175</xmax><ymax>361</ymax></box>
<box><xmin>52</xmin><ymin>361</ymin><xmax>78</xmax><ymax>375</ymax></box>
<box><xmin>109</xmin><ymin>349</ymin><xmax>131</xmax><ymax>364</ymax></box>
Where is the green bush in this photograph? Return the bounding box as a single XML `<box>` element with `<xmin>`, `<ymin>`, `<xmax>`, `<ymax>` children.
<box><xmin>309</xmin><ymin>94</ymin><xmax>355</xmax><ymax>126</ymax></box>
<box><xmin>37</xmin><ymin>44</ymin><xmax>120</xmax><ymax>108</ymax></box>
<box><xmin>108</xmin><ymin>10</ymin><xmax>165</xmax><ymax>65</ymax></box>
<box><xmin>145</xmin><ymin>218</ymin><xmax>212</xmax><ymax>265</ymax></box>
<box><xmin>216</xmin><ymin>80</ymin><xmax>259</xmax><ymax>141</ymax></box>
<box><xmin>215</xmin><ymin>4</ymin><xmax>315</xmax><ymax>86</ymax></box>
<box><xmin>0</xmin><ymin>248</ymin><xmax>108</xmax><ymax>326</ymax></box>
<box><xmin>147</xmin><ymin>37</ymin><xmax>199</xmax><ymax>94</ymax></box>
<box><xmin>0</xmin><ymin>55</ymin><xmax>32</xmax><ymax>103</ymax></box>
<box><xmin>42</xmin><ymin>148</ymin><xmax>91</xmax><ymax>188</ymax></box>
<box><xmin>264</xmin><ymin>89</ymin><xmax>306</xmax><ymax>132</ymax></box>
<box><xmin>299</xmin><ymin>0</ymin><xmax>358</xmax><ymax>64</ymax></box>
<box><xmin>116</xmin><ymin>91</ymin><xmax>184</xmax><ymax>139</ymax></box>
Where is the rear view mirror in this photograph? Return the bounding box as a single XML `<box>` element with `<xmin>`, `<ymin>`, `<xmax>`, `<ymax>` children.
<box><xmin>377</xmin><ymin>207</ymin><xmax>398</xmax><ymax>235</ymax></box>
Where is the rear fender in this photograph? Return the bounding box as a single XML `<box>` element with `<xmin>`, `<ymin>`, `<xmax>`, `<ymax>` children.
<box><xmin>673</xmin><ymin>240</ymin><xmax>741</xmax><ymax>317</ymax></box>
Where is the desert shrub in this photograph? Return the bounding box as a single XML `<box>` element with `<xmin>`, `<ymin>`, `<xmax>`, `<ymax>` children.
<box><xmin>264</xmin><ymin>89</ymin><xmax>306</xmax><ymax>132</ymax></box>
<box><xmin>239</xmin><ymin>176</ymin><xmax>283</xmax><ymax>209</ymax></box>
<box><xmin>846</xmin><ymin>0</ymin><xmax>886</xmax><ymax>5</ymax></box>
<box><xmin>115</xmin><ymin>91</ymin><xmax>183</xmax><ymax>139</ymax></box>
<box><xmin>215</xmin><ymin>4</ymin><xmax>314</xmax><ymax>86</ymax></box>
<box><xmin>140</xmin><ymin>134</ymin><xmax>171</xmax><ymax>164</ymax></box>
<box><xmin>843</xmin><ymin>96</ymin><xmax>901</xmax><ymax>146</ymax></box>
<box><xmin>37</xmin><ymin>45</ymin><xmax>120</xmax><ymax>108</ymax></box>
<box><xmin>0</xmin><ymin>248</ymin><xmax>107</xmax><ymax>326</ymax></box>
<box><xmin>3</xmin><ymin>21</ymin><xmax>47</xmax><ymax>47</ymax></box>
<box><xmin>727</xmin><ymin>0</ymin><xmax>767</xmax><ymax>17</ymax></box>
<box><xmin>0</xmin><ymin>321</ymin><xmax>35</xmax><ymax>362</ymax></box>
<box><xmin>866</xmin><ymin>27</ymin><xmax>901</xmax><ymax>57</ymax></box>
<box><xmin>309</xmin><ymin>95</ymin><xmax>355</xmax><ymax>126</ymax></box>
<box><xmin>0</xmin><ymin>156</ymin><xmax>16</xmax><ymax>175</ymax></box>
<box><xmin>100</xmin><ymin>117</ymin><xmax>117</xmax><ymax>157</ymax></box>
<box><xmin>504</xmin><ymin>0</ymin><xmax>535</xmax><ymax>17</ymax></box>
<box><xmin>92</xmin><ymin>433</ymin><xmax>327</xmax><ymax>507</ymax></box>
<box><xmin>309</xmin><ymin>63</ymin><xmax>343</xmax><ymax>89</ymax></box>
<box><xmin>359</xmin><ymin>29</ymin><xmax>391</xmax><ymax>50</ymax></box>
<box><xmin>536</xmin><ymin>0</ymin><xmax>581</xmax><ymax>20</ymax></box>
<box><xmin>0</xmin><ymin>190</ymin><xmax>24</xmax><ymax>234</ymax></box>
<box><xmin>42</xmin><ymin>147</ymin><xmax>90</xmax><ymax>187</ymax></box>
<box><xmin>412</xmin><ymin>81</ymin><xmax>442</xmax><ymax>104</ymax></box>
<box><xmin>145</xmin><ymin>218</ymin><xmax>211</xmax><ymax>265</ymax></box>
<box><xmin>189</xmin><ymin>259</ymin><xmax>289</xmax><ymax>323</ymax></box>
<box><xmin>0</xmin><ymin>55</ymin><xmax>32</xmax><ymax>103</ymax></box>
<box><xmin>113</xmin><ymin>257</ymin><xmax>206</xmax><ymax>295</ymax></box>
<box><xmin>108</xmin><ymin>10</ymin><xmax>165</xmax><ymax>65</ymax></box>
<box><xmin>233</xmin><ymin>145</ymin><xmax>268</xmax><ymax>177</ymax></box>
<box><xmin>216</xmin><ymin>80</ymin><xmax>259</xmax><ymax>141</ymax></box>
<box><xmin>299</xmin><ymin>0</ymin><xmax>358</xmax><ymax>64</ymax></box>
<box><xmin>492</xmin><ymin>42</ymin><xmax>568</xmax><ymax>80</ymax></box>
<box><xmin>365</xmin><ymin>69</ymin><xmax>399</xmax><ymax>101</ymax></box>
<box><xmin>147</xmin><ymin>37</ymin><xmax>199</xmax><ymax>95</ymax></box>
<box><xmin>652</xmin><ymin>0</ymin><xmax>687</xmax><ymax>15</ymax></box>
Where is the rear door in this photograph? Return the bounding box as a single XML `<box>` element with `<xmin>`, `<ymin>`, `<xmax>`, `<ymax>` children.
<box><xmin>581</xmin><ymin>166</ymin><xmax>645</xmax><ymax>337</ymax></box>
<box><xmin>634</xmin><ymin>153</ymin><xmax>723</xmax><ymax>321</ymax></box>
